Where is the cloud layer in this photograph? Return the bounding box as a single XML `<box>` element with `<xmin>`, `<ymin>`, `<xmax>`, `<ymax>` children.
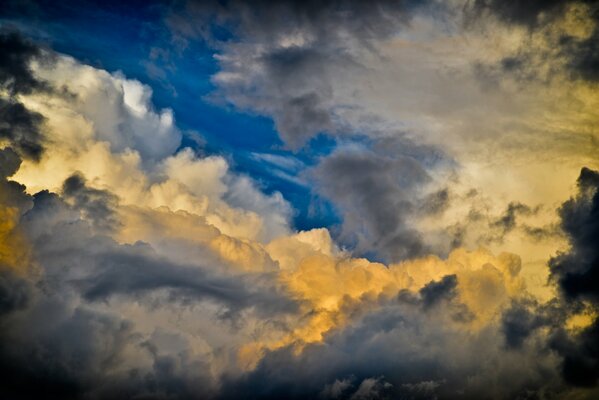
<box><xmin>0</xmin><ymin>0</ymin><xmax>598</xmax><ymax>398</ymax></box>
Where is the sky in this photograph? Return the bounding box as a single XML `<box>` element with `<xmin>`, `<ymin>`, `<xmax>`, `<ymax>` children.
<box><xmin>0</xmin><ymin>0</ymin><xmax>598</xmax><ymax>399</ymax></box>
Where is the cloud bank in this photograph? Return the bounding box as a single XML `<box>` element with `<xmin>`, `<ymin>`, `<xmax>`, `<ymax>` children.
<box><xmin>0</xmin><ymin>0</ymin><xmax>598</xmax><ymax>398</ymax></box>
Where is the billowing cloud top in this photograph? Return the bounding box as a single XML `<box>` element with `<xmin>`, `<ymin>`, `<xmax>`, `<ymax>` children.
<box><xmin>0</xmin><ymin>1</ymin><xmax>598</xmax><ymax>399</ymax></box>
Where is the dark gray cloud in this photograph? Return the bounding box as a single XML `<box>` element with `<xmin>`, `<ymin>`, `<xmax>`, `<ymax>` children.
<box><xmin>313</xmin><ymin>148</ymin><xmax>428</xmax><ymax>261</ymax></box>
<box><xmin>546</xmin><ymin>167</ymin><xmax>599</xmax><ymax>387</ymax></box>
<box><xmin>419</xmin><ymin>188</ymin><xmax>450</xmax><ymax>216</ymax></box>
<box><xmin>0</xmin><ymin>29</ymin><xmax>49</xmax><ymax>95</ymax></box>
<box><xmin>0</xmin><ymin>30</ymin><xmax>52</xmax><ymax>160</ymax></box>
<box><xmin>0</xmin><ymin>145</ymin><xmax>20</xmax><ymax>178</ymax></box>
<box><xmin>0</xmin><ymin>269</ymin><xmax>31</xmax><ymax>315</ymax></box>
<box><xmin>0</xmin><ymin>148</ymin><xmax>32</xmax><ymax>211</ymax></box>
<box><xmin>0</xmin><ymin>96</ymin><xmax>45</xmax><ymax>160</ymax></box>
<box><xmin>481</xmin><ymin>201</ymin><xmax>544</xmax><ymax>244</ymax></box>
<box><xmin>419</xmin><ymin>274</ymin><xmax>458</xmax><ymax>309</ymax></box>
<box><xmin>0</xmin><ymin>296</ymin><xmax>218</xmax><ymax>400</ymax></box>
<box><xmin>472</xmin><ymin>0</ymin><xmax>599</xmax><ymax>82</ymax></box>
<box><xmin>444</xmin><ymin>197</ymin><xmax>555</xmax><ymax>249</ymax></box>
<box><xmin>311</xmin><ymin>137</ymin><xmax>451</xmax><ymax>262</ymax></box>
<box><xmin>501</xmin><ymin>298</ymin><xmax>548</xmax><ymax>349</ymax></box>
<box><xmin>472</xmin><ymin>0</ymin><xmax>570</xmax><ymax>27</ymax></box>
<box><xmin>61</xmin><ymin>173</ymin><xmax>120</xmax><ymax>232</ymax></box>
<box><xmin>76</xmin><ymin>244</ymin><xmax>295</xmax><ymax>317</ymax></box>
<box><xmin>550</xmin><ymin>167</ymin><xmax>599</xmax><ymax>302</ymax></box>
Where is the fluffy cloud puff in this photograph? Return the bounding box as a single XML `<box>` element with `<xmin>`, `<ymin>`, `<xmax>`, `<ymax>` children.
<box><xmin>12</xmin><ymin>51</ymin><xmax>291</xmax><ymax>243</ymax></box>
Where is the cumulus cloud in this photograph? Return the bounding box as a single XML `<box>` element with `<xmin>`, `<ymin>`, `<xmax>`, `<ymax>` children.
<box><xmin>9</xmin><ymin>49</ymin><xmax>291</xmax><ymax>243</ymax></box>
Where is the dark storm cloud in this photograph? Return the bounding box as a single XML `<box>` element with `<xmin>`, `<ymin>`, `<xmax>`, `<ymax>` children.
<box><xmin>176</xmin><ymin>0</ymin><xmax>431</xmax><ymax>50</ymax></box>
<box><xmin>219</xmin><ymin>166</ymin><xmax>599</xmax><ymax>400</ymax></box>
<box><xmin>472</xmin><ymin>0</ymin><xmax>599</xmax><ymax>82</ymax></box>
<box><xmin>482</xmin><ymin>201</ymin><xmax>544</xmax><ymax>244</ymax></box>
<box><xmin>0</xmin><ymin>146</ymin><xmax>20</xmax><ymax>178</ymax></box>
<box><xmin>0</xmin><ymin>30</ymin><xmax>52</xmax><ymax>160</ymax></box>
<box><xmin>419</xmin><ymin>188</ymin><xmax>450</xmax><ymax>215</ymax></box>
<box><xmin>545</xmin><ymin>167</ymin><xmax>599</xmax><ymax>387</ymax></box>
<box><xmin>76</xmin><ymin>245</ymin><xmax>296</xmax><ymax>316</ymax></box>
<box><xmin>549</xmin><ymin>167</ymin><xmax>599</xmax><ymax>302</ymax></box>
<box><xmin>446</xmin><ymin>198</ymin><xmax>553</xmax><ymax>248</ymax></box>
<box><xmin>550</xmin><ymin>319</ymin><xmax>599</xmax><ymax>387</ymax></box>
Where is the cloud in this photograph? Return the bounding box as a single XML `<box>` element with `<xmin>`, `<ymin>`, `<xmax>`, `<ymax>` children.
<box><xmin>61</xmin><ymin>173</ymin><xmax>119</xmax><ymax>232</ymax></box>
<box><xmin>0</xmin><ymin>269</ymin><xmax>31</xmax><ymax>315</ymax></box>
<box><xmin>545</xmin><ymin>167</ymin><xmax>599</xmax><ymax>387</ymax></box>
<box><xmin>550</xmin><ymin>167</ymin><xmax>599</xmax><ymax>302</ymax></box>
<box><xmin>170</xmin><ymin>0</ymin><xmax>435</xmax><ymax>148</ymax></box>
<box><xmin>9</xmin><ymin>50</ymin><xmax>291</xmax><ymax>243</ymax></box>
<box><xmin>0</xmin><ymin>158</ymin><xmax>295</xmax><ymax>399</ymax></box>
<box><xmin>472</xmin><ymin>0</ymin><xmax>599</xmax><ymax>82</ymax></box>
<box><xmin>0</xmin><ymin>30</ymin><xmax>53</xmax><ymax>160</ymax></box>
<box><xmin>500</xmin><ymin>298</ymin><xmax>548</xmax><ymax>349</ymax></box>
<box><xmin>3</xmin><ymin>128</ymin><xmax>548</xmax><ymax>400</ymax></box>
<box><xmin>0</xmin><ymin>29</ymin><xmax>50</xmax><ymax>95</ymax></box>
<box><xmin>419</xmin><ymin>274</ymin><xmax>458</xmax><ymax>309</ymax></box>
<box><xmin>311</xmin><ymin>139</ymin><xmax>449</xmax><ymax>262</ymax></box>
<box><xmin>21</xmin><ymin>180</ymin><xmax>295</xmax><ymax>315</ymax></box>
<box><xmin>219</xmin><ymin>288</ymin><xmax>560</xmax><ymax>400</ymax></box>
<box><xmin>168</xmin><ymin>0</ymin><xmax>599</xmax><ymax>272</ymax></box>
<box><xmin>1</xmin><ymin>6</ymin><xmax>599</xmax><ymax>399</ymax></box>
<box><xmin>0</xmin><ymin>34</ymin><xmax>298</xmax><ymax>398</ymax></box>
<box><xmin>0</xmin><ymin>149</ymin><xmax>31</xmax><ymax>273</ymax></box>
